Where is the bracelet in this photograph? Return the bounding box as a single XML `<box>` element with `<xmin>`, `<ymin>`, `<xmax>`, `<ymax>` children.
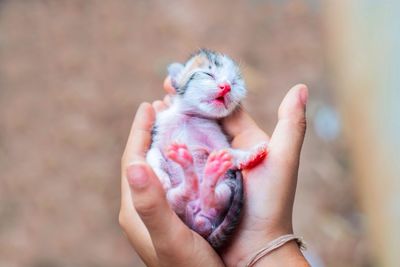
<box><xmin>245</xmin><ymin>234</ymin><xmax>307</xmax><ymax>267</ymax></box>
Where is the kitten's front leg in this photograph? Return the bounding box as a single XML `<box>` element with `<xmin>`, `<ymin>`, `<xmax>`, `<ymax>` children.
<box><xmin>229</xmin><ymin>141</ymin><xmax>268</xmax><ymax>170</ymax></box>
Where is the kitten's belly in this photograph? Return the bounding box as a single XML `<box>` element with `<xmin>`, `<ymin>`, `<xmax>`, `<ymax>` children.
<box><xmin>153</xmin><ymin>114</ymin><xmax>243</xmax><ymax>249</ymax></box>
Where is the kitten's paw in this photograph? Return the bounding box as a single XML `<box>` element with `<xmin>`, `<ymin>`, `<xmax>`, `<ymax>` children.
<box><xmin>166</xmin><ymin>142</ymin><xmax>193</xmax><ymax>169</ymax></box>
<box><xmin>205</xmin><ymin>150</ymin><xmax>233</xmax><ymax>178</ymax></box>
<box><xmin>193</xmin><ymin>214</ymin><xmax>213</xmax><ymax>237</ymax></box>
<box><xmin>239</xmin><ymin>142</ymin><xmax>268</xmax><ymax>170</ymax></box>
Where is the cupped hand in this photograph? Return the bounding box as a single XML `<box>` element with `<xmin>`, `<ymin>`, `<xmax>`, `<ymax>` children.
<box><xmin>219</xmin><ymin>84</ymin><xmax>309</xmax><ymax>266</ymax></box>
<box><xmin>120</xmin><ymin>76</ymin><xmax>309</xmax><ymax>267</ymax></box>
<box><xmin>119</xmin><ymin>98</ymin><xmax>224</xmax><ymax>267</ymax></box>
<box><xmin>164</xmin><ymin>77</ymin><xmax>310</xmax><ymax>267</ymax></box>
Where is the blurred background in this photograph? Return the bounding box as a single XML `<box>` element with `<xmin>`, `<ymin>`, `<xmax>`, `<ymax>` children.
<box><xmin>1</xmin><ymin>1</ymin><xmax>399</xmax><ymax>267</ymax></box>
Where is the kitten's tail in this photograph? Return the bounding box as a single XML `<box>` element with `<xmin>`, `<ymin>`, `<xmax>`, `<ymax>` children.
<box><xmin>207</xmin><ymin>169</ymin><xmax>243</xmax><ymax>250</ymax></box>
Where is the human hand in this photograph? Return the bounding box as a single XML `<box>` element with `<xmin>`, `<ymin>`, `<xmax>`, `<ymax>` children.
<box><xmin>163</xmin><ymin>78</ymin><xmax>310</xmax><ymax>267</ymax></box>
<box><xmin>218</xmin><ymin>84</ymin><xmax>310</xmax><ymax>266</ymax></box>
<box><xmin>119</xmin><ymin>98</ymin><xmax>224</xmax><ymax>267</ymax></box>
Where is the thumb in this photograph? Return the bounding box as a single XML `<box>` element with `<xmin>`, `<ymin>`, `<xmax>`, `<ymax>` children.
<box><xmin>126</xmin><ymin>162</ymin><xmax>191</xmax><ymax>256</ymax></box>
<box><xmin>269</xmin><ymin>84</ymin><xmax>308</xmax><ymax>171</ymax></box>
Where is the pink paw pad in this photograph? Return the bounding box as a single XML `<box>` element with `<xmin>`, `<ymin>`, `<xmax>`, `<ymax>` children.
<box><xmin>204</xmin><ymin>150</ymin><xmax>233</xmax><ymax>178</ymax></box>
<box><xmin>239</xmin><ymin>145</ymin><xmax>268</xmax><ymax>170</ymax></box>
<box><xmin>166</xmin><ymin>142</ymin><xmax>193</xmax><ymax>169</ymax></box>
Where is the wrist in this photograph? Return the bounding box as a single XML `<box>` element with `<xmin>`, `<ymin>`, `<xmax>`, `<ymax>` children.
<box><xmin>235</xmin><ymin>231</ymin><xmax>309</xmax><ymax>267</ymax></box>
<box><xmin>244</xmin><ymin>225</ymin><xmax>295</xmax><ymax>260</ymax></box>
<box><xmin>227</xmin><ymin>228</ymin><xmax>288</xmax><ymax>265</ymax></box>
<box><xmin>247</xmin><ymin>239</ymin><xmax>309</xmax><ymax>267</ymax></box>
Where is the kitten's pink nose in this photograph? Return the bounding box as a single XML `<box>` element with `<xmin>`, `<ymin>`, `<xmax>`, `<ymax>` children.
<box><xmin>218</xmin><ymin>83</ymin><xmax>231</xmax><ymax>95</ymax></box>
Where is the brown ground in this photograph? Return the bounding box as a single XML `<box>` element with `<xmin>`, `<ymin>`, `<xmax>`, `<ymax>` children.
<box><xmin>0</xmin><ymin>1</ymin><xmax>370</xmax><ymax>267</ymax></box>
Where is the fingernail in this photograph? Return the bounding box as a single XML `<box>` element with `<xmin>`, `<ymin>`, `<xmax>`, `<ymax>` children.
<box><xmin>127</xmin><ymin>163</ymin><xmax>149</xmax><ymax>190</ymax></box>
<box><xmin>299</xmin><ymin>85</ymin><xmax>308</xmax><ymax>106</ymax></box>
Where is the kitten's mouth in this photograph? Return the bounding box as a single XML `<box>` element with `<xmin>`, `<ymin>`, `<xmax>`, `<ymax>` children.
<box><xmin>212</xmin><ymin>88</ymin><xmax>232</xmax><ymax>108</ymax></box>
<box><xmin>213</xmin><ymin>96</ymin><xmax>228</xmax><ymax>108</ymax></box>
<box><xmin>216</xmin><ymin>96</ymin><xmax>225</xmax><ymax>103</ymax></box>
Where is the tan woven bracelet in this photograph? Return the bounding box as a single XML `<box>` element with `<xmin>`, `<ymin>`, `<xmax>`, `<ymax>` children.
<box><xmin>245</xmin><ymin>234</ymin><xmax>307</xmax><ymax>267</ymax></box>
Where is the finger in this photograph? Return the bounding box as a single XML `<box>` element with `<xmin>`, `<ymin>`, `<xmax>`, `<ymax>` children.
<box><xmin>127</xmin><ymin>162</ymin><xmax>193</xmax><ymax>263</ymax></box>
<box><xmin>163</xmin><ymin>94</ymin><xmax>172</xmax><ymax>106</ymax></box>
<box><xmin>120</xmin><ymin>103</ymin><xmax>158</xmax><ymax>266</ymax></box>
<box><xmin>118</xmin><ymin>197</ymin><xmax>158</xmax><ymax>267</ymax></box>
<box><xmin>222</xmin><ymin>108</ymin><xmax>269</xmax><ymax>150</ymax></box>
<box><xmin>121</xmin><ymin>102</ymin><xmax>154</xmax><ymax>214</ymax></box>
<box><xmin>121</xmin><ymin>102</ymin><xmax>155</xmax><ymax>212</ymax></box>
<box><xmin>269</xmin><ymin>84</ymin><xmax>308</xmax><ymax>171</ymax></box>
<box><xmin>152</xmin><ymin>100</ymin><xmax>168</xmax><ymax>113</ymax></box>
<box><xmin>163</xmin><ymin>76</ymin><xmax>176</xmax><ymax>94</ymax></box>
<box><xmin>122</xmin><ymin>102</ymin><xmax>155</xmax><ymax>165</ymax></box>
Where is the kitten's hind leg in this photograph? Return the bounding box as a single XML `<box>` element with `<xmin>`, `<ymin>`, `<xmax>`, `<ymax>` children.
<box><xmin>200</xmin><ymin>150</ymin><xmax>233</xmax><ymax>211</ymax></box>
<box><xmin>194</xmin><ymin>150</ymin><xmax>233</xmax><ymax>237</ymax></box>
<box><xmin>166</xmin><ymin>143</ymin><xmax>199</xmax><ymax>214</ymax></box>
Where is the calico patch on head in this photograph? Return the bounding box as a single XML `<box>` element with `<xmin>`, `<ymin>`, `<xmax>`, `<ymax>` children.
<box><xmin>168</xmin><ymin>49</ymin><xmax>246</xmax><ymax>119</ymax></box>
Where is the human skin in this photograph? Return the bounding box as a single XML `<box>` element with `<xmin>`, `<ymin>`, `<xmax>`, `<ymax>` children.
<box><xmin>119</xmin><ymin>78</ymin><xmax>310</xmax><ymax>267</ymax></box>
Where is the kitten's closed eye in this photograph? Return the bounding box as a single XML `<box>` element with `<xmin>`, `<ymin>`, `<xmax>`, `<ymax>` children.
<box><xmin>199</xmin><ymin>71</ymin><xmax>215</xmax><ymax>79</ymax></box>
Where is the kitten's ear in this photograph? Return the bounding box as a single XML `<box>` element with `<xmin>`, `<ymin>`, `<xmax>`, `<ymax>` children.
<box><xmin>167</xmin><ymin>62</ymin><xmax>184</xmax><ymax>89</ymax></box>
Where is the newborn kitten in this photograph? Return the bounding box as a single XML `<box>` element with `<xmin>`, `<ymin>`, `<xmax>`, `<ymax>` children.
<box><xmin>146</xmin><ymin>49</ymin><xmax>267</xmax><ymax>249</ymax></box>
